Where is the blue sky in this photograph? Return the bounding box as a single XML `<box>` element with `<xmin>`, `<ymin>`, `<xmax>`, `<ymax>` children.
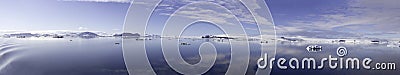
<box><xmin>0</xmin><ymin>0</ymin><xmax>130</xmax><ymax>33</ymax></box>
<box><xmin>267</xmin><ymin>0</ymin><xmax>400</xmax><ymax>39</ymax></box>
<box><xmin>0</xmin><ymin>0</ymin><xmax>399</xmax><ymax>39</ymax></box>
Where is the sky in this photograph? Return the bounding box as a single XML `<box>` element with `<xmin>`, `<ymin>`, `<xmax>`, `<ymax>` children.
<box><xmin>267</xmin><ymin>0</ymin><xmax>400</xmax><ymax>39</ymax></box>
<box><xmin>0</xmin><ymin>0</ymin><xmax>399</xmax><ymax>39</ymax></box>
<box><xmin>0</xmin><ymin>0</ymin><xmax>130</xmax><ymax>34</ymax></box>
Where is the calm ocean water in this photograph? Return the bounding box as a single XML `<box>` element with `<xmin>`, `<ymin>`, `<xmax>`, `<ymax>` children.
<box><xmin>0</xmin><ymin>37</ymin><xmax>398</xmax><ymax>75</ymax></box>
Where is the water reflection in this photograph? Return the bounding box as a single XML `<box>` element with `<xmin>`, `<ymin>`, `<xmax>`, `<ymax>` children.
<box><xmin>0</xmin><ymin>38</ymin><xmax>128</xmax><ymax>75</ymax></box>
<box><xmin>0</xmin><ymin>37</ymin><xmax>399</xmax><ymax>75</ymax></box>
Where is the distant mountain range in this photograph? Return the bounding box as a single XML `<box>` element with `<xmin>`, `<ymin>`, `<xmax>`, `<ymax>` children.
<box><xmin>1</xmin><ymin>31</ymin><xmax>151</xmax><ymax>38</ymax></box>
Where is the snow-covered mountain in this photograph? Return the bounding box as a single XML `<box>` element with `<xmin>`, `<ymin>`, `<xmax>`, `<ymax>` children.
<box><xmin>113</xmin><ymin>33</ymin><xmax>140</xmax><ymax>37</ymax></box>
<box><xmin>2</xmin><ymin>31</ymin><xmax>107</xmax><ymax>38</ymax></box>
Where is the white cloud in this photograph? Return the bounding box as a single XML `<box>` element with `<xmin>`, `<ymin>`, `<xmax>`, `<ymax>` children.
<box><xmin>155</xmin><ymin>0</ymin><xmax>261</xmax><ymax>25</ymax></box>
<box><xmin>150</xmin><ymin>0</ymin><xmax>276</xmax><ymax>39</ymax></box>
<box><xmin>347</xmin><ymin>0</ymin><xmax>400</xmax><ymax>31</ymax></box>
<box><xmin>112</xmin><ymin>29</ymin><xmax>120</xmax><ymax>30</ymax></box>
<box><xmin>173</xmin><ymin>6</ymin><xmax>237</xmax><ymax>26</ymax></box>
<box><xmin>284</xmin><ymin>0</ymin><xmax>400</xmax><ymax>37</ymax></box>
<box><xmin>59</xmin><ymin>0</ymin><xmax>131</xmax><ymax>3</ymax></box>
<box><xmin>275</xmin><ymin>25</ymin><xmax>304</xmax><ymax>33</ymax></box>
<box><xmin>152</xmin><ymin>0</ymin><xmax>276</xmax><ymax>37</ymax></box>
<box><xmin>0</xmin><ymin>30</ymin><xmax>24</xmax><ymax>35</ymax></box>
<box><xmin>78</xmin><ymin>27</ymin><xmax>88</xmax><ymax>30</ymax></box>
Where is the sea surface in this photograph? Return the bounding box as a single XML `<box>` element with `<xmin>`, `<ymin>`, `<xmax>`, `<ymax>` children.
<box><xmin>0</xmin><ymin>37</ymin><xmax>399</xmax><ymax>75</ymax></box>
